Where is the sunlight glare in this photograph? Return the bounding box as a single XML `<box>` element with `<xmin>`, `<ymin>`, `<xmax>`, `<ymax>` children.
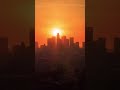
<box><xmin>52</xmin><ymin>27</ymin><xmax>63</xmax><ymax>36</ymax></box>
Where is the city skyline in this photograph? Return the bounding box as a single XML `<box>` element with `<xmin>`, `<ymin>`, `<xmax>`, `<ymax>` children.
<box><xmin>35</xmin><ymin>33</ymin><xmax>85</xmax><ymax>48</ymax></box>
<box><xmin>35</xmin><ymin>0</ymin><xmax>85</xmax><ymax>47</ymax></box>
<box><xmin>0</xmin><ymin>0</ymin><xmax>120</xmax><ymax>89</ymax></box>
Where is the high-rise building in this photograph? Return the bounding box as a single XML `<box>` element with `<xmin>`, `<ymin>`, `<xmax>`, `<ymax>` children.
<box><xmin>28</xmin><ymin>29</ymin><xmax>35</xmax><ymax>72</ymax></box>
<box><xmin>70</xmin><ymin>37</ymin><xmax>74</xmax><ymax>47</ymax></box>
<box><xmin>85</xmin><ymin>27</ymin><xmax>94</xmax><ymax>53</ymax></box>
<box><xmin>61</xmin><ymin>36</ymin><xmax>66</xmax><ymax>47</ymax></box>
<box><xmin>57</xmin><ymin>32</ymin><xmax>60</xmax><ymax>39</ymax></box>
<box><xmin>75</xmin><ymin>42</ymin><xmax>79</xmax><ymax>48</ymax></box>
<box><xmin>65</xmin><ymin>39</ymin><xmax>69</xmax><ymax>48</ymax></box>
<box><xmin>86</xmin><ymin>27</ymin><xmax>93</xmax><ymax>42</ymax></box>
<box><xmin>95</xmin><ymin>38</ymin><xmax>106</xmax><ymax>52</ymax></box>
<box><xmin>29</xmin><ymin>29</ymin><xmax>35</xmax><ymax>47</ymax></box>
<box><xmin>47</xmin><ymin>38</ymin><xmax>52</xmax><ymax>48</ymax></box>
<box><xmin>57</xmin><ymin>33</ymin><xmax>62</xmax><ymax>48</ymax></box>
<box><xmin>114</xmin><ymin>37</ymin><xmax>120</xmax><ymax>52</ymax></box>
<box><xmin>0</xmin><ymin>37</ymin><xmax>8</xmax><ymax>54</ymax></box>
<box><xmin>52</xmin><ymin>36</ymin><xmax>56</xmax><ymax>48</ymax></box>
<box><xmin>47</xmin><ymin>37</ymin><xmax>56</xmax><ymax>48</ymax></box>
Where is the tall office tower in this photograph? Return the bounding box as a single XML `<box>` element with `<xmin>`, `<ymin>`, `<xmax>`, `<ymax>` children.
<box><xmin>57</xmin><ymin>33</ymin><xmax>61</xmax><ymax>48</ymax></box>
<box><xmin>86</xmin><ymin>27</ymin><xmax>94</xmax><ymax>42</ymax></box>
<box><xmin>65</xmin><ymin>39</ymin><xmax>69</xmax><ymax>48</ymax></box>
<box><xmin>52</xmin><ymin>36</ymin><xmax>56</xmax><ymax>48</ymax></box>
<box><xmin>0</xmin><ymin>37</ymin><xmax>8</xmax><ymax>54</ymax></box>
<box><xmin>61</xmin><ymin>36</ymin><xmax>66</xmax><ymax>47</ymax></box>
<box><xmin>57</xmin><ymin>33</ymin><xmax>60</xmax><ymax>40</ymax></box>
<box><xmin>114</xmin><ymin>37</ymin><xmax>120</xmax><ymax>53</ymax></box>
<box><xmin>96</xmin><ymin>38</ymin><xmax>106</xmax><ymax>52</ymax></box>
<box><xmin>47</xmin><ymin>38</ymin><xmax>52</xmax><ymax>48</ymax></box>
<box><xmin>29</xmin><ymin>29</ymin><xmax>35</xmax><ymax>47</ymax></box>
<box><xmin>47</xmin><ymin>37</ymin><xmax>56</xmax><ymax>48</ymax></box>
<box><xmin>86</xmin><ymin>27</ymin><xmax>94</xmax><ymax>53</ymax></box>
<box><xmin>75</xmin><ymin>42</ymin><xmax>79</xmax><ymax>48</ymax></box>
<box><xmin>29</xmin><ymin>29</ymin><xmax>35</xmax><ymax>72</ymax></box>
<box><xmin>70</xmin><ymin>37</ymin><xmax>74</xmax><ymax>48</ymax></box>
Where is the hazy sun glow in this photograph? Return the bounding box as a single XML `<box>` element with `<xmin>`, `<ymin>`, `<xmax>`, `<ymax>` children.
<box><xmin>52</xmin><ymin>27</ymin><xmax>63</xmax><ymax>36</ymax></box>
<box><xmin>35</xmin><ymin>0</ymin><xmax>85</xmax><ymax>47</ymax></box>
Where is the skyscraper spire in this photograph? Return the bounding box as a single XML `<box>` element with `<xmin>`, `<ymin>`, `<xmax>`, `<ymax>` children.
<box><xmin>57</xmin><ymin>33</ymin><xmax>60</xmax><ymax>39</ymax></box>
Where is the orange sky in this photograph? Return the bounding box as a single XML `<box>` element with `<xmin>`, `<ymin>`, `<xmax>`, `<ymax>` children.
<box><xmin>35</xmin><ymin>0</ymin><xmax>85</xmax><ymax>47</ymax></box>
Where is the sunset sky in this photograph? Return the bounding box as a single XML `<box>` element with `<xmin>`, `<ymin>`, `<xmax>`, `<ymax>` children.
<box><xmin>35</xmin><ymin>0</ymin><xmax>85</xmax><ymax>47</ymax></box>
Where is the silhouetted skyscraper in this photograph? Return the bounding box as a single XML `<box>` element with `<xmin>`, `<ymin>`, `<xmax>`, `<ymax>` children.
<box><xmin>85</xmin><ymin>27</ymin><xmax>94</xmax><ymax>53</ymax></box>
<box><xmin>57</xmin><ymin>33</ymin><xmax>62</xmax><ymax>48</ymax></box>
<box><xmin>65</xmin><ymin>39</ymin><xmax>69</xmax><ymax>48</ymax></box>
<box><xmin>47</xmin><ymin>37</ymin><xmax>56</xmax><ymax>48</ymax></box>
<box><xmin>75</xmin><ymin>42</ymin><xmax>79</xmax><ymax>48</ymax></box>
<box><xmin>114</xmin><ymin>37</ymin><xmax>120</xmax><ymax>53</ymax></box>
<box><xmin>86</xmin><ymin>27</ymin><xmax>93</xmax><ymax>42</ymax></box>
<box><xmin>57</xmin><ymin>33</ymin><xmax>60</xmax><ymax>41</ymax></box>
<box><xmin>29</xmin><ymin>29</ymin><xmax>35</xmax><ymax>72</ymax></box>
<box><xmin>47</xmin><ymin>38</ymin><xmax>52</xmax><ymax>48</ymax></box>
<box><xmin>0</xmin><ymin>37</ymin><xmax>8</xmax><ymax>54</ymax></box>
<box><xmin>61</xmin><ymin>36</ymin><xmax>66</xmax><ymax>47</ymax></box>
<box><xmin>29</xmin><ymin>29</ymin><xmax>35</xmax><ymax>47</ymax></box>
<box><xmin>52</xmin><ymin>36</ymin><xmax>56</xmax><ymax>48</ymax></box>
<box><xmin>95</xmin><ymin>38</ymin><xmax>106</xmax><ymax>52</ymax></box>
<box><xmin>70</xmin><ymin>37</ymin><xmax>74</xmax><ymax>48</ymax></box>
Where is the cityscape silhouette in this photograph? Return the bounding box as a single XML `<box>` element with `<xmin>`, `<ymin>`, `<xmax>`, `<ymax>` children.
<box><xmin>0</xmin><ymin>27</ymin><xmax>120</xmax><ymax>89</ymax></box>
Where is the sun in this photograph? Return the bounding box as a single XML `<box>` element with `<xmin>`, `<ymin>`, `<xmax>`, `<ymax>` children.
<box><xmin>52</xmin><ymin>27</ymin><xmax>63</xmax><ymax>36</ymax></box>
